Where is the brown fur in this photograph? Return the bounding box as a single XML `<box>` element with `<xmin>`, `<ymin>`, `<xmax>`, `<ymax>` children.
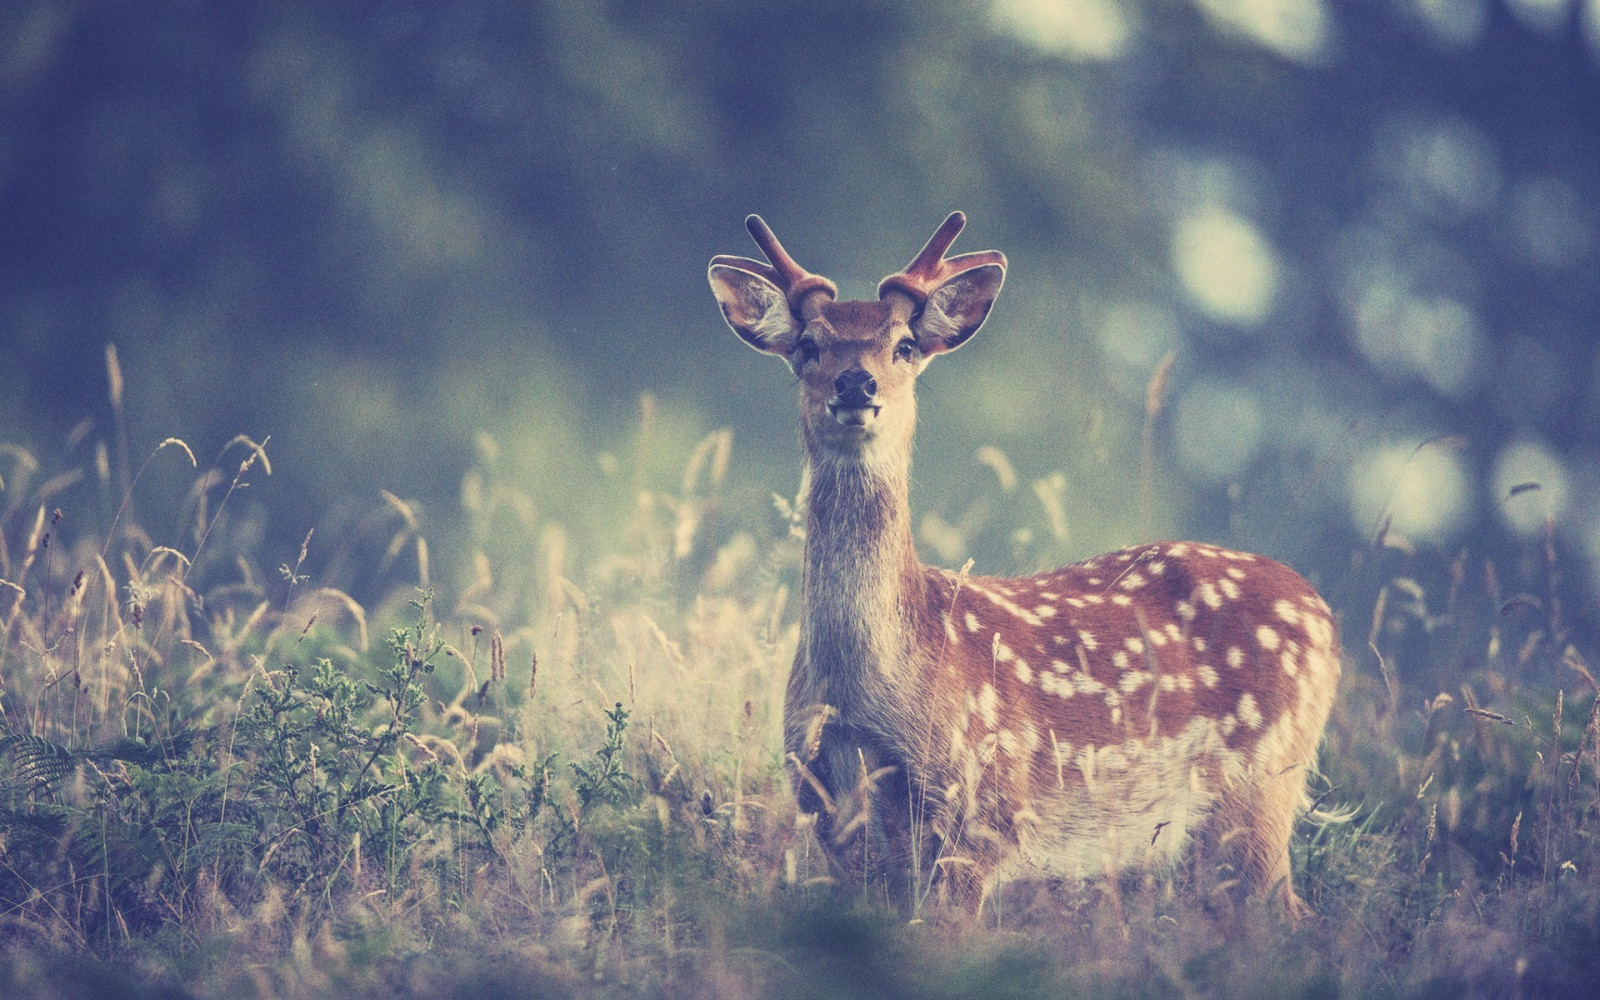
<box><xmin>710</xmin><ymin>216</ymin><xmax>1340</xmax><ymax>917</ymax></box>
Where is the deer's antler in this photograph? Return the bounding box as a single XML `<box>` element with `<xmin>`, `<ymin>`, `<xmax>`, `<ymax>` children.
<box><xmin>876</xmin><ymin>212</ymin><xmax>1007</xmax><ymax>308</ymax></box>
<box><xmin>710</xmin><ymin>215</ymin><xmax>837</xmax><ymax>319</ymax></box>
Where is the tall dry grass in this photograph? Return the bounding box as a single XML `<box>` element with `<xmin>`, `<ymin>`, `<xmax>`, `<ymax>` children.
<box><xmin>0</xmin><ymin>364</ymin><xmax>1598</xmax><ymax>999</ymax></box>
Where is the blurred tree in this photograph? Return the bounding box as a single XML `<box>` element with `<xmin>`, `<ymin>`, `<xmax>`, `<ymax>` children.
<box><xmin>0</xmin><ymin>0</ymin><xmax>1596</xmax><ymax>628</ymax></box>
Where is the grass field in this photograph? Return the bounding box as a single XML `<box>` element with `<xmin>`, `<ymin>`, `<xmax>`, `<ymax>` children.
<box><xmin>2</xmin><ymin>388</ymin><xmax>1598</xmax><ymax>999</ymax></box>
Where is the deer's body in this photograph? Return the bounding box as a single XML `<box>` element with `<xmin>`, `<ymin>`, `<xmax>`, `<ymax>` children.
<box><xmin>711</xmin><ymin>215</ymin><xmax>1340</xmax><ymax>914</ymax></box>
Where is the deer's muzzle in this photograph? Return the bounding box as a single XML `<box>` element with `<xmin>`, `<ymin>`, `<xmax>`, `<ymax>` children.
<box><xmin>828</xmin><ymin>369</ymin><xmax>880</xmax><ymax>425</ymax></box>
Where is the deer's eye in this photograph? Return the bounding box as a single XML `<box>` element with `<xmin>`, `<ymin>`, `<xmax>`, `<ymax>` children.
<box><xmin>894</xmin><ymin>339</ymin><xmax>917</xmax><ymax>363</ymax></box>
<box><xmin>794</xmin><ymin>337</ymin><xmax>819</xmax><ymax>366</ymax></box>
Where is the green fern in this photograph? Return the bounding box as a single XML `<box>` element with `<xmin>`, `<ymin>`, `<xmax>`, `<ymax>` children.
<box><xmin>0</xmin><ymin>731</ymin><xmax>79</xmax><ymax>790</ymax></box>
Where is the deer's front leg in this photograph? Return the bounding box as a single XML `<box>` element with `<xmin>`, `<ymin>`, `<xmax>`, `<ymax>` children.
<box><xmin>788</xmin><ymin>706</ymin><xmax>917</xmax><ymax>903</ymax></box>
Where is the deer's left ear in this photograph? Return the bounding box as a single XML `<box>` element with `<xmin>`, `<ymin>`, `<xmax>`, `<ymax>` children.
<box><xmin>913</xmin><ymin>262</ymin><xmax>1005</xmax><ymax>356</ymax></box>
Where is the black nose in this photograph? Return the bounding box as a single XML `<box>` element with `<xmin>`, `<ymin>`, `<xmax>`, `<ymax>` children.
<box><xmin>833</xmin><ymin>369</ymin><xmax>877</xmax><ymax>407</ymax></box>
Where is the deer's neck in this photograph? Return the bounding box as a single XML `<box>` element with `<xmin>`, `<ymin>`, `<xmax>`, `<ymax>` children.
<box><xmin>798</xmin><ymin>450</ymin><xmax>926</xmax><ymax>716</ymax></box>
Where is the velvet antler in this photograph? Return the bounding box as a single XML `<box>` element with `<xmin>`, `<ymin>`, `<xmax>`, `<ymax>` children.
<box><xmin>876</xmin><ymin>212</ymin><xmax>1008</xmax><ymax>308</ymax></box>
<box><xmin>709</xmin><ymin>215</ymin><xmax>838</xmax><ymax>319</ymax></box>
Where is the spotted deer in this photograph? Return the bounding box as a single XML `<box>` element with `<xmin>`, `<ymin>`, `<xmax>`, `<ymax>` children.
<box><xmin>708</xmin><ymin>213</ymin><xmax>1341</xmax><ymax>916</ymax></box>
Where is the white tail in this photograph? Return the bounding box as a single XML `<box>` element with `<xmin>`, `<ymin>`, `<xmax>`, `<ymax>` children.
<box><xmin>709</xmin><ymin>214</ymin><xmax>1340</xmax><ymax>916</ymax></box>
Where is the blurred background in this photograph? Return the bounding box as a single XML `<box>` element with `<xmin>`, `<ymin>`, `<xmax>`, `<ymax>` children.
<box><xmin>2</xmin><ymin>0</ymin><xmax>1598</xmax><ymax>636</ymax></box>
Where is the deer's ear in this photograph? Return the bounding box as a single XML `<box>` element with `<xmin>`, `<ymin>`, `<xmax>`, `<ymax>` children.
<box><xmin>709</xmin><ymin>264</ymin><xmax>802</xmax><ymax>355</ymax></box>
<box><xmin>913</xmin><ymin>263</ymin><xmax>1005</xmax><ymax>356</ymax></box>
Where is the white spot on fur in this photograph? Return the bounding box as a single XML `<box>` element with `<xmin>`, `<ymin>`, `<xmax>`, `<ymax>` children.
<box><xmin>1197</xmin><ymin>582</ymin><xmax>1222</xmax><ymax>609</ymax></box>
<box><xmin>1176</xmin><ymin>600</ymin><xmax>1197</xmax><ymax>622</ymax></box>
<box><xmin>1237</xmin><ymin>692</ymin><xmax>1263</xmax><ymax>729</ymax></box>
<box><xmin>1073</xmin><ymin>672</ymin><xmax>1107</xmax><ymax>696</ymax></box>
<box><xmin>1020</xmin><ymin>721</ymin><xmax>1041</xmax><ymax>754</ymax></box>
<box><xmin>1113</xmin><ymin>650</ymin><xmax>1130</xmax><ymax>670</ymax></box>
<box><xmin>1148</xmin><ymin>561</ymin><xmax>1166</xmax><ymax>575</ymax></box>
<box><xmin>1227</xmin><ymin>646</ymin><xmax>1245</xmax><ymax>669</ymax></box>
<box><xmin>1036</xmin><ymin>605</ymin><xmax>1058</xmax><ymax>619</ymax></box>
<box><xmin>1164</xmin><ymin>623</ymin><xmax>1183</xmax><ymax>644</ymax></box>
<box><xmin>1120</xmin><ymin>670</ymin><xmax>1152</xmax><ymax>693</ymax></box>
<box><xmin>1065</xmin><ymin>597</ymin><xmax>1086</xmax><ymax>609</ymax></box>
<box><xmin>965</xmin><ymin>612</ymin><xmax>981</xmax><ymax>634</ymax></box>
<box><xmin>1111</xmin><ymin>594</ymin><xmax>1133</xmax><ymax>607</ymax></box>
<box><xmin>1016</xmin><ymin>659</ymin><xmax>1035</xmax><ymax>684</ymax></box>
<box><xmin>1303</xmin><ymin>613</ymin><xmax>1334</xmax><ymax>652</ymax></box>
<box><xmin>1227</xmin><ymin>566</ymin><xmax>1248</xmax><ymax>581</ymax></box>
<box><xmin>967</xmin><ymin>580</ymin><xmax>1044</xmax><ymax>626</ymax></box>
<box><xmin>1256</xmin><ymin>625</ymin><xmax>1281</xmax><ymax>651</ymax></box>
<box><xmin>1192</xmin><ymin>636</ymin><xmax>1207</xmax><ymax>653</ymax></box>
<box><xmin>1121</xmin><ymin>573</ymin><xmax>1147</xmax><ymax>591</ymax></box>
<box><xmin>978</xmin><ymin>683</ymin><xmax>999</xmax><ymax>729</ymax></box>
<box><xmin>1040</xmin><ymin>673</ymin><xmax>1073</xmax><ymax>699</ymax></box>
<box><xmin>1079</xmin><ymin>631</ymin><xmax>1098</xmax><ymax>650</ymax></box>
<box><xmin>1197</xmin><ymin>664</ymin><xmax>1219</xmax><ymax>688</ymax></box>
<box><xmin>1219</xmin><ymin>578</ymin><xmax>1241</xmax><ymax>601</ymax></box>
<box><xmin>1280</xmin><ymin>648</ymin><xmax>1299</xmax><ymax>677</ymax></box>
<box><xmin>1125</xmin><ymin>636</ymin><xmax>1145</xmax><ymax>655</ymax></box>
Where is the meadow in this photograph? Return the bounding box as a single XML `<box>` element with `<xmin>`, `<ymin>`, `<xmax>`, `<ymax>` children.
<box><xmin>1</xmin><ymin>371</ymin><xmax>1597</xmax><ymax>1000</ymax></box>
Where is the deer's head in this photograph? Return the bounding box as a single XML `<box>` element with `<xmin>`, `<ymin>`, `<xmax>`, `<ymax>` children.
<box><xmin>709</xmin><ymin>213</ymin><xmax>1006</xmax><ymax>458</ymax></box>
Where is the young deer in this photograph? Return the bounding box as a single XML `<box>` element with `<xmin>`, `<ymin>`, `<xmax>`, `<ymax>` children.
<box><xmin>709</xmin><ymin>213</ymin><xmax>1340</xmax><ymax>916</ymax></box>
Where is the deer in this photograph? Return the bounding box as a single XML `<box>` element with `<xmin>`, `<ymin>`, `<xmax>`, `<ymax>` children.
<box><xmin>708</xmin><ymin>213</ymin><xmax>1341</xmax><ymax>919</ymax></box>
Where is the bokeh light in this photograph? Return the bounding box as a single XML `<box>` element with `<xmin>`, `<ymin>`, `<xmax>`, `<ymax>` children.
<box><xmin>1508</xmin><ymin>176</ymin><xmax>1595</xmax><ymax>271</ymax></box>
<box><xmin>1393</xmin><ymin>116</ymin><xmax>1501</xmax><ymax>221</ymax></box>
<box><xmin>1507</xmin><ymin>0</ymin><xmax>1574</xmax><ymax>35</ymax></box>
<box><xmin>1194</xmin><ymin>0</ymin><xmax>1331</xmax><ymax>64</ymax></box>
<box><xmin>1</xmin><ymin>0</ymin><xmax>1597</xmax><ymax>622</ymax></box>
<box><xmin>1402</xmin><ymin>0</ymin><xmax>1489</xmax><ymax>50</ymax></box>
<box><xmin>1170</xmin><ymin>208</ymin><xmax>1280</xmax><ymax>327</ymax></box>
<box><xmin>1492</xmin><ymin>438</ymin><xmax>1572</xmax><ymax>536</ymax></box>
<box><xmin>1349</xmin><ymin>442</ymin><xmax>1473</xmax><ymax>542</ymax></box>
<box><xmin>989</xmin><ymin>0</ymin><xmax>1133</xmax><ymax>60</ymax></box>
<box><xmin>1351</xmin><ymin>283</ymin><xmax>1485</xmax><ymax>397</ymax></box>
<box><xmin>1092</xmin><ymin>299</ymin><xmax>1182</xmax><ymax>390</ymax></box>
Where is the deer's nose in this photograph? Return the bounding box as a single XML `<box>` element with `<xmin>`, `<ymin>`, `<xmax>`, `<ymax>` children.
<box><xmin>833</xmin><ymin>369</ymin><xmax>878</xmax><ymax>408</ymax></box>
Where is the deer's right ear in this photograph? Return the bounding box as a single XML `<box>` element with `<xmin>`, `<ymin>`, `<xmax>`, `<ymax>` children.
<box><xmin>709</xmin><ymin>264</ymin><xmax>802</xmax><ymax>355</ymax></box>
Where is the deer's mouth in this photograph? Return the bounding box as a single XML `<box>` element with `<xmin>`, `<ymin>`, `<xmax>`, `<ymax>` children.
<box><xmin>827</xmin><ymin>402</ymin><xmax>881</xmax><ymax>427</ymax></box>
